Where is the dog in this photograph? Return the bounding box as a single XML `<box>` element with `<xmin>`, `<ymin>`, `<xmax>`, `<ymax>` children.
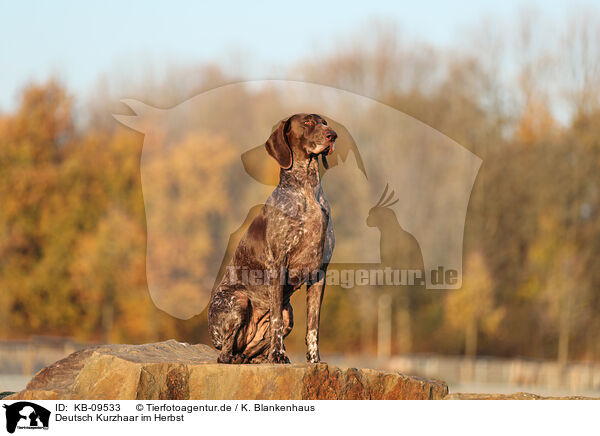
<box><xmin>208</xmin><ymin>113</ymin><xmax>337</xmax><ymax>364</ymax></box>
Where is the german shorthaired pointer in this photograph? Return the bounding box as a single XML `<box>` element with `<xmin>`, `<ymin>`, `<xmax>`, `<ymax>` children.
<box><xmin>208</xmin><ymin>113</ymin><xmax>337</xmax><ymax>364</ymax></box>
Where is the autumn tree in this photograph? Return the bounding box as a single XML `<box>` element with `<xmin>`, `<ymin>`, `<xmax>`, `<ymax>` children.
<box><xmin>445</xmin><ymin>252</ymin><xmax>504</xmax><ymax>357</ymax></box>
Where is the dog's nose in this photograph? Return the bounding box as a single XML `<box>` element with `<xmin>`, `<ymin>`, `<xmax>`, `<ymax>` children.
<box><xmin>326</xmin><ymin>130</ymin><xmax>337</xmax><ymax>141</ymax></box>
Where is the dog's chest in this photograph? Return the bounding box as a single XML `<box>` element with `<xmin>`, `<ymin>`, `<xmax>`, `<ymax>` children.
<box><xmin>286</xmin><ymin>196</ymin><xmax>329</xmax><ymax>272</ymax></box>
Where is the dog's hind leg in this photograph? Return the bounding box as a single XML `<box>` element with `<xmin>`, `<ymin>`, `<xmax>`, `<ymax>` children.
<box><xmin>240</xmin><ymin>309</ymin><xmax>270</xmax><ymax>362</ymax></box>
<box><xmin>245</xmin><ymin>339</ymin><xmax>270</xmax><ymax>363</ymax></box>
<box><xmin>246</xmin><ymin>302</ymin><xmax>294</xmax><ymax>364</ymax></box>
<box><xmin>208</xmin><ymin>288</ymin><xmax>250</xmax><ymax>364</ymax></box>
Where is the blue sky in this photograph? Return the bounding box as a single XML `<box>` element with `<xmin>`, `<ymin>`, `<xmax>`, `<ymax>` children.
<box><xmin>0</xmin><ymin>0</ymin><xmax>592</xmax><ymax>110</ymax></box>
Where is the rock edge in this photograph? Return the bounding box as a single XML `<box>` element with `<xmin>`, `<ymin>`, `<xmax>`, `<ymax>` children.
<box><xmin>4</xmin><ymin>340</ymin><xmax>448</xmax><ymax>400</ymax></box>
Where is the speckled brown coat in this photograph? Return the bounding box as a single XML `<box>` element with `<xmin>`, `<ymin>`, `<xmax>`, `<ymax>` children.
<box><xmin>208</xmin><ymin>114</ymin><xmax>337</xmax><ymax>364</ymax></box>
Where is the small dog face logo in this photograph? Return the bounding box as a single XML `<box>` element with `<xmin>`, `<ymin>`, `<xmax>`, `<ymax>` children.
<box><xmin>3</xmin><ymin>402</ymin><xmax>50</xmax><ymax>433</ymax></box>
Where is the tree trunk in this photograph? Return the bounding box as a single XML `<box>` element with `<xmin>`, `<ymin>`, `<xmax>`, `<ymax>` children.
<box><xmin>102</xmin><ymin>289</ymin><xmax>115</xmax><ymax>343</ymax></box>
<box><xmin>557</xmin><ymin>301</ymin><xmax>570</xmax><ymax>365</ymax></box>
<box><xmin>396</xmin><ymin>292</ymin><xmax>412</xmax><ymax>353</ymax></box>
<box><xmin>377</xmin><ymin>293</ymin><xmax>392</xmax><ymax>359</ymax></box>
<box><xmin>465</xmin><ymin>319</ymin><xmax>478</xmax><ymax>357</ymax></box>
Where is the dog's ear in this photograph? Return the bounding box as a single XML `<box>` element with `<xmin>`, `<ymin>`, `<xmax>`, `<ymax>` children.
<box><xmin>265</xmin><ymin>117</ymin><xmax>292</xmax><ymax>169</ymax></box>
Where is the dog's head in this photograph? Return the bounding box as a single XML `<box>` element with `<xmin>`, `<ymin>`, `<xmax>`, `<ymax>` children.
<box><xmin>265</xmin><ymin>113</ymin><xmax>338</xmax><ymax>169</ymax></box>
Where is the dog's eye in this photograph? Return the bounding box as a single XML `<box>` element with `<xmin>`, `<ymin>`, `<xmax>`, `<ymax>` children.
<box><xmin>303</xmin><ymin>120</ymin><xmax>313</xmax><ymax>126</ymax></box>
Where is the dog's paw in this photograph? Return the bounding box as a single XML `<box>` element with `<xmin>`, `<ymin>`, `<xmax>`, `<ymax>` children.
<box><xmin>268</xmin><ymin>349</ymin><xmax>290</xmax><ymax>364</ymax></box>
<box><xmin>217</xmin><ymin>352</ymin><xmax>248</xmax><ymax>364</ymax></box>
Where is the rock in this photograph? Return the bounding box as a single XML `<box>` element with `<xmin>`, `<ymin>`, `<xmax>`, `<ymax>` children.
<box><xmin>5</xmin><ymin>340</ymin><xmax>448</xmax><ymax>400</ymax></box>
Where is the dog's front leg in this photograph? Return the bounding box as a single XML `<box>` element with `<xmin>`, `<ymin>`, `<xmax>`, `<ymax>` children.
<box><xmin>268</xmin><ymin>269</ymin><xmax>290</xmax><ymax>364</ymax></box>
<box><xmin>306</xmin><ymin>273</ymin><xmax>326</xmax><ymax>363</ymax></box>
